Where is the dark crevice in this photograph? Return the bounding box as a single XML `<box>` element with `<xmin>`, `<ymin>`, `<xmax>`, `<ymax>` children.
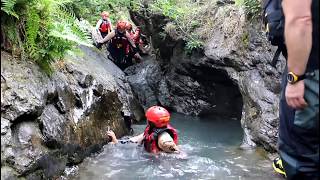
<box><xmin>10</xmin><ymin>112</ymin><xmax>41</xmax><ymax>133</ymax></box>
<box><xmin>178</xmin><ymin>62</ymin><xmax>243</xmax><ymax>119</ymax></box>
<box><xmin>45</xmin><ymin>89</ymin><xmax>58</xmax><ymax>105</ymax></box>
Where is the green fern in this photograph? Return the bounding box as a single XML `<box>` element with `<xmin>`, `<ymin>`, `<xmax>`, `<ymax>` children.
<box><xmin>1</xmin><ymin>0</ymin><xmax>19</xmax><ymax>19</ymax></box>
<box><xmin>26</xmin><ymin>7</ymin><xmax>40</xmax><ymax>58</ymax></box>
<box><xmin>2</xmin><ymin>0</ymin><xmax>98</xmax><ymax>74</ymax></box>
<box><xmin>243</xmin><ymin>0</ymin><xmax>261</xmax><ymax>20</ymax></box>
<box><xmin>50</xmin><ymin>1</ymin><xmax>93</xmax><ymax>46</ymax></box>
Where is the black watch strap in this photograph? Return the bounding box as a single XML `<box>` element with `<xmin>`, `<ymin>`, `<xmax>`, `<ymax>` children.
<box><xmin>297</xmin><ymin>74</ymin><xmax>305</xmax><ymax>81</ymax></box>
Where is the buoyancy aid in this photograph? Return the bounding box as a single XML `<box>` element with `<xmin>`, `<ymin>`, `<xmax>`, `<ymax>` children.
<box><xmin>100</xmin><ymin>19</ymin><xmax>111</xmax><ymax>33</ymax></box>
<box><xmin>143</xmin><ymin>124</ymin><xmax>178</xmax><ymax>153</ymax></box>
<box><xmin>128</xmin><ymin>29</ymin><xmax>141</xmax><ymax>44</ymax></box>
<box><xmin>132</xmin><ymin>28</ymin><xmax>141</xmax><ymax>44</ymax></box>
<box><xmin>111</xmin><ymin>29</ymin><xmax>130</xmax><ymax>54</ymax></box>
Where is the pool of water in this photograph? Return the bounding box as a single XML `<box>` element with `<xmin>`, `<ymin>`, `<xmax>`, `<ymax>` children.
<box><xmin>66</xmin><ymin>113</ymin><xmax>281</xmax><ymax>180</ymax></box>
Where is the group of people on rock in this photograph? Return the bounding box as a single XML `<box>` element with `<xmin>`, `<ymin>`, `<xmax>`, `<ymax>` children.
<box><xmin>95</xmin><ymin>11</ymin><xmax>147</xmax><ymax>70</ymax></box>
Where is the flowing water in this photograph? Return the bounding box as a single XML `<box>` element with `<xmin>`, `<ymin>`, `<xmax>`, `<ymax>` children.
<box><xmin>66</xmin><ymin>113</ymin><xmax>281</xmax><ymax>180</ymax></box>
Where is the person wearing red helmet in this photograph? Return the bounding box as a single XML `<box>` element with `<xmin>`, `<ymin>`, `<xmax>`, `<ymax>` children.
<box><xmin>95</xmin><ymin>11</ymin><xmax>113</xmax><ymax>39</ymax></box>
<box><xmin>98</xmin><ymin>20</ymin><xmax>142</xmax><ymax>70</ymax></box>
<box><xmin>107</xmin><ymin>106</ymin><xmax>180</xmax><ymax>154</ymax></box>
<box><xmin>143</xmin><ymin>106</ymin><xmax>179</xmax><ymax>153</ymax></box>
<box><xmin>125</xmin><ymin>22</ymin><xmax>143</xmax><ymax>63</ymax></box>
<box><xmin>125</xmin><ymin>22</ymin><xmax>146</xmax><ymax>60</ymax></box>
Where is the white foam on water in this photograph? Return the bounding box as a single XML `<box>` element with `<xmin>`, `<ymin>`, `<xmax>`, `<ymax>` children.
<box><xmin>71</xmin><ymin>114</ymin><xmax>279</xmax><ymax>180</ymax></box>
<box><xmin>104</xmin><ymin>169</ymin><xmax>123</xmax><ymax>178</ymax></box>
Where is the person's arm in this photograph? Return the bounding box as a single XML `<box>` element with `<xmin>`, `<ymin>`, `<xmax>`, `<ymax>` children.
<box><xmin>107</xmin><ymin>130</ymin><xmax>144</xmax><ymax>144</ymax></box>
<box><xmin>129</xmin><ymin>133</ymin><xmax>144</xmax><ymax>144</ymax></box>
<box><xmin>133</xmin><ymin>28</ymin><xmax>141</xmax><ymax>42</ymax></box>
<box><xmin>125</xmin><ymin>31</ymin><xmax>142</xmax><ymax>60</ymax></box>
<box><xmin>157</xmin><ymin>132</ymin><xmax>179</xmax><ymax>153</ymax></box>
<box><xmin>95</xmin><ymin>19</ymin><xmax>102</xmax><ymax>31</ymax></box>
<box><xmin>125</xmin><ymin>31</ymin><xmax>137</xmax><ymax>49</ymax></box>
<box><xmin>108</xmin><ymin>18</ymin><xmax>113</xmax><ymax>33</ymax></box>
<box><xmin>282</xmin><ymin>0</ymin><xmax>312</xmax><ymax>109</ymax></box>
<box><xmin>100</xmin><ymin>30</ymin><xmax>115</xmax><ymax>43</ymax></box>
<box><xmin>283</xmin><ymin>0</ymin><xmax>312</xmax><ymax>75</ymax></box>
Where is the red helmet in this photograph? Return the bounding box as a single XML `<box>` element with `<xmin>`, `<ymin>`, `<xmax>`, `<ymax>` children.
<box><xmin>117</xmin><ymin>21</ymin><xmax>127</xmax><ymax>31</ymax></box>
<box><xmin>145</xmin><ymin>106</ymin><xmax>170</xmax><ymax>128</ymax></box>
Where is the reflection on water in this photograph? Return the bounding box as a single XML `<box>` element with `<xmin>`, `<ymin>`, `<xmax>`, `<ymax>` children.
<box><xmin>67</xmin><ymin>113</ymin><xmax>281</xmax><ymax>180</ymax></box>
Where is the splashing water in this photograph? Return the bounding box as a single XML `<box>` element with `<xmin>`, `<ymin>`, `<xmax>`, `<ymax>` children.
<box><xmin>67</xmin><ymin>113</ymin><xmax>281</xmax><ymax>180</ymax></box>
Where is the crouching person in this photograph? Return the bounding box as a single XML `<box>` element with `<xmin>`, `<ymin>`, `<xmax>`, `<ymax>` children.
<box><xmin>107</xmin><ymin>106</ymin><xmax>180</xmax><ymax>154</ymax></box>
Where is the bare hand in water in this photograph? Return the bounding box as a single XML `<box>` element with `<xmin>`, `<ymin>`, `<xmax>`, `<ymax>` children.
<box><xmin>106</xmin><ymin>130</ymin><xmax>118</xmax><ymax>144</ymax></box>
<box><xmin>162</xmin><ymin>141</ymin><xmax>180</xmax><ymax>153</ymax></box>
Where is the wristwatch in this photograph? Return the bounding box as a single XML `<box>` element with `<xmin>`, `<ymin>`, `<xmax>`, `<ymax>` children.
<box><xmin>287</xmin><ymin>72</ymin><xmax>305</xmax><ymax>84</ymax></box>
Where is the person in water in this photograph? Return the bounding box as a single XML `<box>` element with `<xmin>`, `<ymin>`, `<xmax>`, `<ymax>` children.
<box><xmin>107</xmin><ymin>106</ymin><xmax>180</xmax><ymax>154</ymax></box>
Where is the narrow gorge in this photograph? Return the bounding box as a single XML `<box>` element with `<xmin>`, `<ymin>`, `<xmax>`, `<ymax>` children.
<box><xmin>1</xmin><ymin>1</ymin><xmax>286</xmax><ymax>179</ymax></box>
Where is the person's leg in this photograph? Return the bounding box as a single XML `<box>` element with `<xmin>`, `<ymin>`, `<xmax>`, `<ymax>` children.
<box><xmin>117</xmin><ymin>49</ymin><xmax>128</xmax><ymax>70</ymax></box>
<box><xmin>101</xmin><ymin>32</ymin><xmax>108</xmax><ymax>39</ymax></box>
<box><xmin>278</xmin><ymin>69</ymin><xmax>319</xmax><ymax>180</ymax></box>
<box><xmin>95</xmin><ymin>32</ymin><xmax>108</xmax><ymax>49</ymax></box>
<box><xmin>107</xmin><ymin>45</ymin><xmax>123</xmax><ymax>70</ymax></box>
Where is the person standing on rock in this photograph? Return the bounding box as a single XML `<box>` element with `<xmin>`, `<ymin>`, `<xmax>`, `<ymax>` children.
<box><xmin>107</xmin><ymin>106</ymin><xmax>180</xmax><ymax>154</ymax></box>
<box><xmin>95</xmin><ymin>11</ymin><xmax>113</xmax><ymax>49</ymax></box>
<box><xmin>96</xmin><ymin>11</ymin><xmax>113</xmax><ymax>39</ymax></box>
<box><xmin>274</xmin><ymin>0</ymin><xmax>319</xmax><ymax>179</ymax></box>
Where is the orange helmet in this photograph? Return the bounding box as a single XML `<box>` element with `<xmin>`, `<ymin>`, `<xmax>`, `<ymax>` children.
<box><xmin>101</xmin><ymin>11</ymin><xmax>109</xmax><ymax>18</ymax></box>
<box><xmin>117</xmin><ymin>21</ymin><xmax>127</xmax><ymax>31</ymax></box>
<box><xmin>145</xmin><ymin>106</ymin><xmax>170</xmax><ymax>128</ymax></box>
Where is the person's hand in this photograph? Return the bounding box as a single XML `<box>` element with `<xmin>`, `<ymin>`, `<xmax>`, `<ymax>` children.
<box><xmin>161</xmin><ymin>141</ymin><xmax>180</xmax><ymax>153</ymax></box>
<box><xmin>134</xmin><ymin>53</ymin><xmax>142</xmax><ymax>62</ymax></box>
<box><xmin>285</xmin><ymin>80</ymin><xmax>308</xmax><ymax>109</ymax></box>
<box><xmin>107</xmin><ymin>130</ymin><xmax>118</xmax><ymax>144</ymax></box>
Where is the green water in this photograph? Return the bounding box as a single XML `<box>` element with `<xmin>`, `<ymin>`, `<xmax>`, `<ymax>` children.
<box><xmin>66</xmin><ymin>113</ymin><xmax>281</xmax><ymax>180</ymax></box>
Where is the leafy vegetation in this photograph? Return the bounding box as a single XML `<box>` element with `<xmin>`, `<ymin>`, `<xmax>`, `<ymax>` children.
<box><xmin>1</xmin><ymin>0</ymin><xmax>92</xmax><ymax>75</ymax></box>
<box><xmin>1</xmin><ymin>0</ymin><xmax>262</xmax><ymax>72</ymax></box>
<box><xmin>241</xmin><ymin>31</ymin><xmax>249</xmax><ymax>48</ymax></box>
<box><xmin>235</xmin><ymin>0</ymin><xmax>261</xmax><ymax>20</ymax></box>
<box><xmin>147</xmin><ymin>0</ymin><xmax>209</xmax><ymax>53</ymax></box>
<box><xmin>65</xmin><ymin>0</ymin><xmax>140</xmax><ymax>25</ymax></box>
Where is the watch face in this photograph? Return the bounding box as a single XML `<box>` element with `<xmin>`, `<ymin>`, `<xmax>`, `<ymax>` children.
<box><xmin>287</xmin><ymin>74</ymin><xmax>294</xmax><ymax>83</ymax></box>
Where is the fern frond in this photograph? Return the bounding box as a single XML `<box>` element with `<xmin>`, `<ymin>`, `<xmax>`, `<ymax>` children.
<box><xmin>25</xmin><ymin>7</ymin><xmax>40</xmax><ymax>57</ymax></box>
<box><xmin>49</xmin><ymin>23</ymin><xmax>93</xmax><ymax>47</ymax></box>
<box><xmin>1</xmin><ymin>0</ymin><xmax>19</xmax><ymax>19</ymax></box>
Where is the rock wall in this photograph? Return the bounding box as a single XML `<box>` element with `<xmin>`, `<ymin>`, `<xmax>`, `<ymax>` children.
<box><xmin>1</xmin><ymin>45</ymin><xmax>143</xmax><ymax>179</ymax></box>
<box><xmin>129</xmin><ymin>2</ymin><xmax>285</xmax><ymax>152</ymax></box>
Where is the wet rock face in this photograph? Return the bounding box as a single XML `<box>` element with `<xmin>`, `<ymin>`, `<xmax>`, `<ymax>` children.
<box><xmin>129</xmin><ymin>4</ymin><xmax>284</xmax><ymax>151</ymax></box>
<box><xmin>126</xmin><ymin>52</ymin><xmax>243</xmax><ymax>118</ymax></box>
<box><xmin>125</xmin><ymin>58</ymin><xmax>163</xmax><ymax>111</ymax></box>
<box><xmin>1</xmin><ymin>46</ymin><xmax>143</xmax><ymax>178</ymax></box>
